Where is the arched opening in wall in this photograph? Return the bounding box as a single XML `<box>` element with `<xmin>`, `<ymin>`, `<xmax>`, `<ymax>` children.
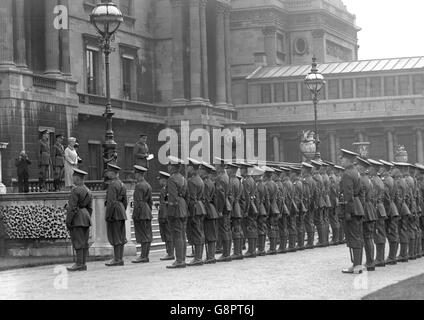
<box><xmin>206</xmin><ymin>0</ymin><xmax>217</xmax><ymax>105</ymax></box>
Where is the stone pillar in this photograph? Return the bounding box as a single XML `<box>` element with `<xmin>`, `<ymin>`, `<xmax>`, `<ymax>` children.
<box><xmin>0</xmin><ymin>0</ymin><xmax>15</xmax><ymax>68</ymax></box>
<box><xmin>215</xmin><ymin>2</ymin><xmax>227</xmax><ymax>106</ymax></box>
<box><xmin>60</xmin><ymin>0</ymin><xmax>71</xmax><ymax>76</ymax></box>
<box><xmin>189</xmin><ymin>0</ymin><xmax>202</xmax><ymax>104</ymax></box>
<box><xmin>312</xmin><ymin>29</ymin><xmax>325</xmax><ymax>63</ymax></box>
<box><xmin>224</xmin><ymin>6</ymin><xmax>232</xmax><ymax>106</ymax></box>
<box><xmin>199</xmin><ymin>0</ymin><xmax>209</xmax><ymax>103</ymax></box>
<box><xmin>15</xmin><ymin>0</ymin><xmax>27</xmax><ymax>69</ymax></box>
<box><xmin>263</xmin><ymin>26</ymin><xmax>277</xmax><ymax>66</ymax></box>
<box><xmin>415</xmin><ymin>128</ymin><xmax>424</xmax><ymax>163</ymax></box>
<box><xmin>45</xmin><ymin>0</ymin><xmax>61</xmax><ymax>75</ymax></box>
<box><xmin>171</xmin><ymin>0</ymin><xmax>186</xmax><ymax>105</ymax></box>
<box><xmin>280</xmin><ymin>137</ymin><xmax>285</xmax><ymax>161</ymax></box>
<box><xmin>272</xmin><ymin>134</ymin><xmax>280</xmax><ymax>162</ymax></box>
<box><xmin>329</xmin><ymin>131</ymin><xmax>337</xmax><ymax>163</ymax></box>
<box><xmin>386</xmin><ymin>130</ymin><xmax>394</xmax><ymax>162</ymax></box>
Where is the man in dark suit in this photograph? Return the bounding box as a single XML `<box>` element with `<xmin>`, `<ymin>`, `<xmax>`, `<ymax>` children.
<box><xmin>15</xmin><ymin>151</ymin><xmax>31</xmax><ymax>193</ymax></box>
<box><xmin>66</xmin><ymin>168</ymin><xmax>93</xmax><ymax>272</ymax></box>
<box><xmin>104</xmin><ymin>164</ymin><xmax>128</xmax><ymax>267</ymax></box>
<box><xmin>53</xmin><ymin>134</ymin><xmax>65</xmax><ymax>191</ymax></box>
<box><xmin>132</xmin><ymin>165</ymin><xmax>153</xmax><ymax>263</ymax></box>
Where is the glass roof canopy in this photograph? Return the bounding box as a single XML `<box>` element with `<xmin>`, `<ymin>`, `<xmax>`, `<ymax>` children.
<box><xmin>246</xmin><ymin>56</ymin><xmax>424</xmax><ymax>80</ymax></box>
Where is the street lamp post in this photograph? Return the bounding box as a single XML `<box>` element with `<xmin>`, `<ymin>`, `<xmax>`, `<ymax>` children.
<box><xmin>90</xmin><ymin>2</ymin><xmax>123</xmax><ymax>179</ymax></box>
<box><xmin>304</xmin><ymin>56</ymin><xmax>325</xmax><ymax>160</ymax></box>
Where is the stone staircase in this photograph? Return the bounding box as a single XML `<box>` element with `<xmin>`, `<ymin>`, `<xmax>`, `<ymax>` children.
<box><xmin>130</xmin><ymin>194</ymin><xmax>166</xmax><ymax>254</ymax></box>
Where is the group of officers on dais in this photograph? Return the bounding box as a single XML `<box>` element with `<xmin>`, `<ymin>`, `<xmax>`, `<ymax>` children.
<box><xmin>64</xmin><ymin>150</ymin><xmax>424</xmax><ymax>274</ymax></box>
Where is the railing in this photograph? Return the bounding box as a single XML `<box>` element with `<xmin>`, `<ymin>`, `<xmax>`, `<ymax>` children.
<box><xmin>33</xmin><ymin>75</ymin><xmax>57</xmax><ymax>90</ymax></box>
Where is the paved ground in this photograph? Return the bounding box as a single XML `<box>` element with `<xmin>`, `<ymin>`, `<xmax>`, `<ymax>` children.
<box><xmin>363</xmin><ymin>273</ymin><xmax>424</xmax><ymax>300</ymax></box>
<box><xmin>1</xmin><ymin>244</ymin><xmax>424</xmax><ymax>300</ymax></box>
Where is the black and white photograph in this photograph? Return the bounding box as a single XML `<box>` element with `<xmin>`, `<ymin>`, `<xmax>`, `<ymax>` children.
<box><xmin>1</xmin><ymin>0</ymin><xmax>424</xmax><ymax>306</ymax></box>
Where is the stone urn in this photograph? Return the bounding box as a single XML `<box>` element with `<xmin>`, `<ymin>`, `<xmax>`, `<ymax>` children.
<box><xmin>394</xmin><ymin>145</ymin><xmax>408</xmax><ymax>162</ymax></box>
<box><xmin>352</xmin><ymin>142</ymin><xmax>370</xmax><ymax>158</ymax></box>
<box><xmin>300</xmin><ymin>130</ymin><xmax>316</xmax><ymax>161</ymax></box>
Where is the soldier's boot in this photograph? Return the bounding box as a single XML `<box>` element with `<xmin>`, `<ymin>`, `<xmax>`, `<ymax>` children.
<box><xmin>82</xmin><ymin>248</ymin><xmax>88</xmax><ymax>270</ymax></box>
<box><xmin>204</xmin><ymin>242</ymin><xmax>216</xmax><ymax>264</ymax></box>
<box><xmin>296</xmin><ymin>233</ymin><xmax>305</xmax><ymax>251</ymax></box>
<box><xmin>216</xmin><ymin>239</ymin><xmax>223</xmax><ymax>254</ymax></box>
<box><xmin>277</xmin><ymin>236</ymin><xmax>288</xmax><ymax>253</ymax></box>
<box><xmin>416</xmin><ymin>238</ymin><xmax>422</xmax><ymax>258</ymax></box>
<box><xmin>364</xmin><ymin>239</ymin><xmax>375</xmax><ymax>271</ymax></box>
<box><xmin>257</xmin><ymin>235</ymin><xmax>266</xmax><ymax>256</ymax></box>
<box><xmin>330</xmin><ymin>228</ymin><xmax>339</xmax><ymax>246</ymax></box>
<box><xmin>397</xmin><ymin>243</ymin><xmax>409</xmax><ymax>263</ymax></box>
<box><xmin>167</xmin><ymin>239</ymin><xmax>186</xmax><ymax>269</ymax></box>
<box><xmin>244</xmin><ymin>238</ymin><xmax>257</xmax><ymax>258</ymax></box>
<box><xmin>160</xmin><ymin>242</ymin><xmax>175</xmax><ymax>261</ymax></box>
<box><xmin>339</xmin><ymin>226</ymin><xmax>346</xmax><ymax>244</ymax></box>
<box><xmin>266</xmin><ymin>237</ymin><xmax>278</xmax><ymax>255</ymax></box>
<box><xmin>242</xmin><ymin>237</ymin><xmax>246</xmax><ymax>251</ymax></box>
<box><xmin>287</xmin><ymin>234</ymin><xmax>297</xmax><ymax>253</ymax></box>
<box><xmin>375</xmin><ymin>244</ymin><xmax>386</xmax><ymax>267</ymax></box>
<box><xmin>230</xmin><ymin>239</ymin><xmax>243</xmax><ymax>260</ymax></box>
<box><xmin>217</xmin><ymin>240</ymin><xmax>232</xmax><ymax>262</ymax></box>
<box><xmin>385</xmin><ymin>242</ymin><xmax>398</xmax><ymax>265</ymax></box>
<box><xmin>188</xmin><ymin>244</ymin><xmax>204</xmax><ymax>266</ymax></box>
<box><xmin>105</xmin><ymin>246</ymin><xmax>122</xmax><ymax>266</ymax></box>
<box><xmin>67</xmin><ymin>249</ymin><xmax>86</xmax><ymax>272</ymax></box>
<box><xmin>409</xmin><ymin>239</ymin><xmax>417</xmax><ymax>260</ymax></box>
<box><xmin>342</xmin><ymin>248</ymin><xmax>364</xmax><ymax>274</ymax></box>
<box><xmin>304</xmin><ymin>233</ymin><xmax>314</xmax><ymax>250</ymax></box>
<box><xmin>186</xmin><ymin>245</ymin><xmax>195</xmax><ymax>258</ymax></box>
<box><xmin>133</xmin><ymin>243</ymin><xmax>150</xmax><ymax>263</ymax></box>
<box><xmin>315</xmin><ymin>227</ymin><xmax>325</xmax><ymax>248</ymax></box>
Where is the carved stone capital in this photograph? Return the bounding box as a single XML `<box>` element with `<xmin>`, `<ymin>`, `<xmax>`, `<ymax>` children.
<box><xmin>262</xmin><ymin>25</ymin><xmax>277</xmax><ymax>36</ymax></box>
<box><xmin>311</xmin><ymin>29</ymin><xmax>325</xmax><ymax>39</ymax></box>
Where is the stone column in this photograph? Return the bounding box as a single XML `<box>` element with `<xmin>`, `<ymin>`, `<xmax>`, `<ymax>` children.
<box><xmin>415</xmin><ymin>128</ymin><xmax>424</xmax><ymax>163</ymax></box>
<box><xmin>215</xmin><ymin>2</ymin><xmax>227</xmax><ymax>106</ymax></box>
<box><xmin>15</xmin><ymin>0</ymin><xmax>27</xmax><ymax>69</ymax></box>
<box><xmin>60</xmin><ymin>0</ymin><xmax>71</xmax><ymax>76</ymax></box>
<box><xmin>272</xmin><ymin>134</ymin><xmax>280</xmax><ymax>162</ymax></box>
<box><xmin>0</xmin><ymin>0</ymin><xmax>15</xmax><ymax>68</ymax></box>
<box><xmin>224</xmin><ymin>6</ymin><xmax>232</xmax><ymax>106</ymax></box>
<box><xmin>386</xmin><ymin>129</ymin><xmax>394</xmax><ymax>161</ymax></box>
<box><xmin>45</xmin><ymin>0</ymin><xmax>61</xmax><ymax>75</ymax></box>
<box><xmin>328</xmin><ymin>131</ymin><xmax>337</xmax><ymax>163</ymax></box>
<box><xmin>171</xmin><ymin>0</ymin><xmax>186</xmax><ymax>105</ymax></box>
<box><xmin>199</xmin><ymin>0</ymin><xmax>209</xmax><ymax>103</ymax></box>
<box><xmin>263</xmin><ymin>26</ymin><xmax>277</xmax><ymax>66</ymax></box>
<box><xmin>189</xmin><ymin>0</ymin><xmax>202</xmax><ymax>104</ymax></box>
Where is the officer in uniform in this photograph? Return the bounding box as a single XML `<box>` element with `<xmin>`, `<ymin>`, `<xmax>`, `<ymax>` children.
<box><xmin>311</xmin><ymin>160</ymin><xmax>326</xmax><ymax>247</ymax></box>
<box><xmin>65</xmin><ymin>168</ymin><xmax>92</xmax><ymax>271</ymax></box>
<box><xmin>368</xmin><ymin>159</ymin><xmax>388</xmax><ymax>267</ymax></box>
<box><xmin>200</xmin><ymin>162</ymin><xmax>219</xmax><ymax>264</ymax></box>
<box><xmin>39</xmin><ymin>129</ymin><xmax>51</xmax><ymax>192</ymax></box>
<box><xmin>134</xmin><ymin>134</ymin><xmax>150</xmax><ymax>168</ymax></box>
<box><xmin>277</xmin><ymin>167</ymin><xmax>292</xmax><ymax>253</ymax></box>
<box><xmin>105</xmin><ymin>164</ymin><xmax>128</xmax><ymax>267</ymax></box>
<box><xmin>325</xmin><ymin>161</ymin><xmax>341</xmax><ymax>246</ymax></box>
<box><xmin>166</xmin><ymin>156</ymin><xmax>188</xmax><ymax>269</ymax></box>
<box><xmin>215</xmin><ymin>157</ymin><xmax>233</xmax><ymax>262</ymax></box>
<box><xmin>379</xmin><ymin>160</ymin><xmax>399</xmax><ymax>264</ymax></box>
<box><xmin>394</xmin><ymin>162</ymin><xmax>411</xmax><ymax>262</ymax></box>
<box><xmin>186</xmin><ymin>158</ymin><xmax>207</xmax><ymax>266</ymax></box>
<box><xmin>404</xmin><ymin>163</ymin><xmax>418</xmax><ymax>260</ymax></box>
<box><xmin>227</xmin><ymin>163</ymin><xmax>244</xmax><ymax>260</ymax></box>
<box><xmin>340</xmin><ymin>149</ymin><xmax>364</xmax><ymax>274</ymax></box>
<box><xmin>255</xmin><ymin>166</ymin><xmax>268</xmax><ymax>256</ymax></box>
<box><xmin>412</xmin><ymin>164</ymin><xmax>423</xmax><ymax>259</ymax></box>
<box><xmin>262</xmin><ymin>166</ymin><xmax>279</xmax><ymax>254</ymax></box>
<box><xmin>132</xmin><ymin>165</ymin><xmax>153</xmax><ymax>264</ymax></box>
<box><xmin>334</xmin><ymin>165</ymin><xmax>346</xmax><ymax>244</ymax></box>
<box><xmin>416</xmin><ymin>163</ymin><xmax>424</xmax><ymax>258</ymax></box>
<box><xmin>320</xmin><ymin>161</ymin><xmax>332</xmax><ymax>246</ymax></box>
<box><xmin>290</xmin><ymin>166</ymin><xmax>305</xmax><ymax>250</ymax></box>
<box><xmin>356</xmin><ymin>157</ymin><xmax>377</xmax><ymax>271</ymax></box>
<box><xmin>301</xmin><ymin>162</ymin><xmax>316</xmax><ymax>249</ymax></box>
<box><xmin>158</xmin><ymin>171</ymin><xmax>175</xmax><ymax>261</ymax></box>
<box><xmin>53</xmin><ymin>134</ymin><xmax>65</xmax><ymax>191</ymax></box>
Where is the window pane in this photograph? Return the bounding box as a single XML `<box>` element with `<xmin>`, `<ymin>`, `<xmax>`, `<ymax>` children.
<box><xmin>86</xmin><ymin>49</ymin><xmax>98</xmax><ymax>95</ymax></box>
<box><xmin>301</xmin><ymin>83</ymin><xmax>310</xmax><ymax>101</ymax></box>
<box><xmin>287</xmin><ymin>82</ymin><xmax>298</xmax><ymax>102</ymax></box>
<box><xmin>124</xmin><ymin>146</ymin><xmax>134</xmax><ymax>170</ymax></box>
<box><xmin>356</xmin><ymin>78</ymin><xmax>367</xmax><ymax>98</ymax></box>
<box><xmin>342</xmin><ymin>79</ymin><xmax>353</xmax><ymax>98</ymax></box>
<box><xmin>88</xmin><ymin>143</ymin><xmax>101</xmax><ymax>180</ymax></box>
<box><xmin>122</xmin><ymin>57</ymin><xmax>132</xmax><ymax>100</ymax></box>
<box><xmin>413</xmin><ymin>74</ymin><xmax>424</xmax><ymax>95</ymax></box>
<box><xmin>398</xmin><ymin>75</ymin><xmax>410</xmax><ymax>95</ymax></box>
<box><xmin>328</xmin><ymin>79</ymin><xmax>339</xmax><ymax>99</ymax></box>
<box><xmin>274</xmin><ymin>83</ymin><xmax>285</xmax><ymax>102</ymax></box>
<box><xmin>120</xmin><ymin>0</ymin><xmax>132</xmax><ymax>16</ymax></box>
<box><xmin>261</xmin><ymin>84</ymin><xmax>272</xmax><ymax>103</ymax></box>
<box><xmin>384</xmin><ymin>76</ymin><xmax>396</xmax><ymax>96</ymax></box>
<box><xmin>370</xmin><ymin>77</ymin><xmax>381</xmax><ymax>97</ymax></box>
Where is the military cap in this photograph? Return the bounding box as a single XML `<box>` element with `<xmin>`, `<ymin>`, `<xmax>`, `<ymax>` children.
<box><xmin>214</xmin><ymin>157</ymin><xmax>227</xmax><ymax>165</ymax></box>
<box><xmin>323</xmin><ymin>160</ymin><xmax>335</xmax><ymax>167</ymax></box>
<box><xmin>187</xmin><ymin>157</ymin><xmax>202</xmax><ymax>167</ymax></box>
<box><xmin>310</xmin><ymin>160</ymin><xmax>323</xmax><ymax>168</ymax></box>
<box><xmin>107</xmin><ymin>163</ymin><xmax>121</xmax><ymax>171</ymax></box>
<box><xmin>236</xmin><ymin>160</ymin><xmax>253</xmax><ymax>168</ymax></box>
<box><xmin>73</xmin><ymin>168</ymin><xmax>88</xmax><ymax>177</ymax></box>
<box><xmin>272</xmin><ymin>167</ymin><xmax>283</xmax><ymax>173</ymax></box>
<box><xmin>280</xmin><ymin>166</ymin><xmax>292</xmax><ymax>172</ymax></box>
<box><xmin>379</xmin><ymin>159</ymin><xmax>394</xmax><ymax>167</ymax></box>
<box><xmin>367</xmin><ymin>159</ymin><xmax>383</xmax><ymax>167</ymax></box>
<box><xmin>168</xmin><ymin>155</ymin><xmax>185</xmax><ymax>165</ymax></box>
<box><xmin>40</xmin><ymin>129</ymin><xmax>50</xmax><ymax>135</ymax></box>
<box><xmin>249</xmin><ymin>166</ymin><xmax>265</xmax><ymax>176</ymax></box>
<box><xmin>289</xmin><ymin>166</ymin><xmax>301</xmax><ymax>173</ymax></box>
<box><xmin>340</xmin><ymin>149</ymin><xmax>359</xmax><ymax>159</ymax></box>
<box><xmin>226</xmin><ymin>163</ymin><xmax>239</xmax><ymax>169</ymax></box>
<box><xmin>334</xmin><ymin>165</ymin><xmax>345</xmax><ymax>171</ymax></box>
<box><xmin>409</xmin><ymin>163</ymin><xmax>418</xmax><ymax>169</ymax></box>
<box><xmin>356</xmin><ymin>157</ymin><xmax>371</xmax><ymax>167</ymax></box>
<box><xmin>261</xmin><ymin>165</ymin><xmax>275</xmax><ymax>173</ymax></box>
<box><xmin>302</xmin><ymin>162</ymin><xmax>314</xmax><ymax>169</ymax></box>
<box><xmin>393</xmin><ymin>162</ymin><xmax>410</xmax><ymax>168</ymax></box>
<box><xmin>139</xmin><ymin>133</ymin><xmax>148</xmax><ymax>137</ymax></box>
<box><xmin>415</xmin><ymin>163</ymin><xmax>424</xmax><ymax>171</ymax></box>
<box><xmin>157</xmin><ymin>171</ymin><xmax>171</xmax><ymax>179</ymax></box>
<box><xmin>134</xmin><ymin>165</ymin><xmax>148</xmax><ymax>173</ymax></box>
<box><xmin>55</xmin><ymin>133</ymin><xmax>64</xmax><ymax>139</ymax></box>
<box><xmin>201</xmin><ymin>161</ymin><xmax>216</xmax><ymax>172</ymax></box>
<box><xmin>320</xmin><ymin>161</ymin><xmax>329</xmax><ymax>167</ymax></box>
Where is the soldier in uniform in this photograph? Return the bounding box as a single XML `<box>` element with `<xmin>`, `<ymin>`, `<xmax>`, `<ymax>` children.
<box><xmin>255</xmin><ymin>166</ymin><xmax>269</xmax><ymax>256</ymax></box>
<box><xmin>134</xmin><ymin>134</ymin><xmax>150</xmax><ymax>168</ymax></box>
<box><xmin>200</xmin><ymin>162</ymin><xmax>219</xmax><ymax>264</ymax></box>
<box><xmin>325</xmin><ymin>161</ymin><xmax>341</xmax><ymax>246</ymax></box>
<box><xmin>416</xmin><ymin>164</ymin><xmax>424</xmax><ymax>258</ymax></box>
<box><xmin>394</xmin><ymin>162</ymin><xmax>411</xmax><ymax>262</ymax></box>
<box><xmin>368</xmin><ymin>159</ymin><xmax>388</xmax><ymax>267</ymax></box>
<box><xmin>227</xmin><ymin>163</ymin><xmax>244</xmax><ymax>260</ymax></box>
<box><xmin>277</xmin><ymin>167</ymin><xmax>292</xmax><ymax>253</ymax></box>
<box><xmin>334</xmin><ymin>165</ymin><xmax>346</xmax><ymax>244</ymax></box>
<box><xmin>356</xmin><ymin>157</ymin><xmax>377</xmax><ymax>271</ymax></box>
<box><xmin>65</xmin><ymin>169</ymin><xmax>93</xmax><ymax>272</ymax></box>
<box><xmin>39</xmin><ymin>129</ymin><xmax>51</xmax><ymax>192</ymax></box>
<box><xmin>290</xmin><ymin>166</ymin><xmax>305</xmax><ymax>250</ymax></box>
<box><xmin>320</xmin><ymin>161</ymin><xmax>332</xmax><ymax>246</ymax></box>
<box><xmin>262</xmin><ymin>166</ymin><xmax>280</xmax><ymax>254</ymax></box>
<box><xmin>301</xmin><ymin>162</ymin><xmax>316</xmax><ymax>249</ymax></box>
<box><xmin>404</xmin><ymin>163</ymin><xmax>418</xmax><ymax>260</ymax></box>
<box><xmin>215</xmin><ymin>157</ymin><xmax>233</xmax><ymax>262</ymax></box>
<box><xmin>412</xmin><ymin>164</ymin><xmax>423</xmax><ymax>259</ymax></box>
<box><xmin>157</xmin><ymin>171</ymin><xmax>175</xmax><ymax>261</ymax></box>
<box><xmin>186</xmin><ymin>158</ymin><xmax>206</xmax><ymax>266</ymax></box>
<box><xmin>166</xmin><ymin>156</ymin><xmax>188</xmax><ymax>269</ymax></box>
<box><xmin>104</xmin><ymin>164</ymin><xmax>128</xmax><ymax>267</ymax></box>
<box><xmin>53</xmin><ymin>134</ymin><xmax>65</xmax><ymax>191</ymax></box>
<box><xmin>132</xmin><ymin>165</ymin><xmax>153</xmax><ymax>263</ymax></box>
<box><xmin>340</xmin><ymin>149</ymin><xmax>364</xmax><ymax>274</ymax></box>
<box><xmin>311</xmin><ymin>160</ymin><xmax>326</xmax><ymax>247</ymax></box>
